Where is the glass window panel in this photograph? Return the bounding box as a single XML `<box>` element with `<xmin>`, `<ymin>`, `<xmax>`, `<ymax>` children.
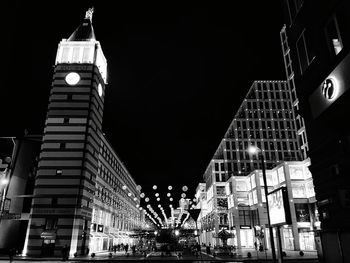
<box><xmin>253</xmin><ymin>190</ymin><xmax>258</xmax><ymax>204</ymax></box>
<box><xmin>251</xmin><ymin>174</ymin><xmax>256</xmax><ymax>188</ymax></box>
<box><xmin>278</xmin><ymin>167</ymin><xmax>285</xmax><ymax>183</ymax></box>
<box><xmin>292</xmin><ymin>182</ymin><xmax>306</xmax><ymax>198</ymax></box>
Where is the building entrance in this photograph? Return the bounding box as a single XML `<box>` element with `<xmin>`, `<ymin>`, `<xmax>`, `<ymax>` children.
<box><xmin>41</xmin><ymin>239</ymin><xmax>55</xmax><ymax>256</ymax></box>
<box><xmin>299</xmin><ymin>231</ymin><xmax>315</xmax><ymax>251</ymax></box>
<box><xmin>240</xmin><ymin>229</ymin><xmax>254</xmax><ymax>248</ymax></box>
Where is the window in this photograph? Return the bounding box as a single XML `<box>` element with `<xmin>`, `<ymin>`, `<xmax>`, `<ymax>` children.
<box><xmin>296</xmin><ymin>30</ymin><xmax>315</xmax><ymax>74</ymax></box>
<box><xmin>326</xmin><ymin>15</ymin><xmax>343</xmax><ymax>56</ymax></box>
<box><xmin>45</xmin><ymin>218</ymin><xmax>57</xmax><ymax>230</ymax></box>
<box><xmin>295</xmin><ymin>203</ymin><xmax>310</xmax><ymax>222</ymax></box>
<box><xmin>215</xmin><ymin>163</ymin><xmax>219</xmax><ymax>171</ymax></box>
<box><xmin>51</xmin><ymin>198</ymin><xmax>57</xmax><ymax>205</ymax></box>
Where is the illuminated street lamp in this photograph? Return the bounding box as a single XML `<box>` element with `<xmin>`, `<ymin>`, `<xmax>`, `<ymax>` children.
<box><xmin>0</xmin><ymin>178</ymin><xmax>9</xmax><ymax>186</ymax></box>
<box><xmin>247</xmin><ymin>145</ymin><xmax>277</xmax><ymax>263</ymax></box>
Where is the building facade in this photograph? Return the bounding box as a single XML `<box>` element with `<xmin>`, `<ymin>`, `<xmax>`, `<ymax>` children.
<box><xmin>19</xmin><ymin>9</ymin><xmax>142</xmax><ymax>257</ymax></box>
<box><xmin>89</xmin><ymin>135</ymin><xmax>142</xmax><ymax>253</ymax></box>
<box><xmin>200</xmin><ymin>80</ymin><xmax>306</xmax><ymax>247</ymax></box>
<box><xmin>226</xmin><ymin>159</ymin><xmax>318</xmax><ymax>251</ymax></box>
<box><xmin>280</xmin><ymin>1</ymin><xmax>350</xmax><ymax>261</ymax></box>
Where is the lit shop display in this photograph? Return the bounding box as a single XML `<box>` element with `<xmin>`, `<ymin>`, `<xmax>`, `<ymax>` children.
<box><xmin>267</xmin><ymin>187</ymin><xmax>291</xmax><ymax>226</ymax></box>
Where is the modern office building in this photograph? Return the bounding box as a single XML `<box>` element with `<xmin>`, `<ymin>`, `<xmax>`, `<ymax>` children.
<box><xmin>16</xmin><ymin>9</ymin><xmax>142</xmax><ymax>257</ymax></box>
<box><xmin>280</xmin><ymin>1</ymin><xmax>350</xmax><ymax>261</ymax></box>
<box><xmin>200</xmin><ymin>80</ymin><xmax>306</xmax><ymax>246</ymax></box>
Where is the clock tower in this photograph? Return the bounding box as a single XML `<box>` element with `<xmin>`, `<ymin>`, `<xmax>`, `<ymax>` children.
<box><xmin>25</xmin><ymin>8</ymin><xmax>107</xmax><ymax>256</ymax></box>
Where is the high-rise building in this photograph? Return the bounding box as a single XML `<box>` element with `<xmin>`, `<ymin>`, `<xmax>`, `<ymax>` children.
<box><xmin>24</xmin><ymin>8</ymin><xmax>107</xmax><ymax>256</ymax></box>
<box><xmin>200</xmin><ymin>80</ymin><xmax>307</xmax><ymax>246</ymax></box>
<box><xmin>280</xmin><ymin>1</ymin><xmax>350</xmax><ymax>261</ymax></box>
<box><xmin>22</xmin><ymin>9</ymin><xmax>141</xmax><ymax>257</ymax></box>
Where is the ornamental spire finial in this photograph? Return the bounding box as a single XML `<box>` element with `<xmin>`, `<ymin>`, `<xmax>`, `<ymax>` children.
<box><xmin>85</xmin><ymin>7</ymin><xmax>94</xmax><ymax>21</ymax></box>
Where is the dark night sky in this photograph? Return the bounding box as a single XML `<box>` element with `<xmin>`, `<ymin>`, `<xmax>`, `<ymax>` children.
<box><xmin>2</xmin><ymin>1</ymin><xmax>286</xmax><ymax>205</ymax></box>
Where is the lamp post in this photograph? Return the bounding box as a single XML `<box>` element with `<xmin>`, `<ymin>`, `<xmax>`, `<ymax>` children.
<box><xmin>247</xmin><ymin>146</ymin><xmax>277</xmax><ymax>263</ymax></box>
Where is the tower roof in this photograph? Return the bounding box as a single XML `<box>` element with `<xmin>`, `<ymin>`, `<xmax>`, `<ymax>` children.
<box><xmin>68</xmin><ymin>8</ymin><xmax>96</xmax><ymax>41</ymax></box>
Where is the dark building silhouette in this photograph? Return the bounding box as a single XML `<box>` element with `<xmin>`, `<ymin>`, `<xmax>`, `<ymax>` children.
<box><xmin>280</xmin><ymin>1</ymin><xmax>350</xmax><ymax>262</ymax></box>
<box><xmin>0</xmin><ymin>135</ymin><xmax>41</xmax><ymax>253</ymax></box>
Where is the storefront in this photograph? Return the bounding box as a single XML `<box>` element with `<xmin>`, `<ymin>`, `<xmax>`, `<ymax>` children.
<box><xmin>240</xmin><ymin>226</ymin><xmax>254</xmax><ymax>248</ymax></box>
<box><xmin>299</xmin><ymin>230</ymin><xmax>315</xmax><ymax>251</ymax></box>
<box><xmin>89</xmin><ymin>232</ymin><xmax>109</xmax><ymax>253</ymax></box>
<box><xmin>282</xmin><ymin>227</ymin><xmax>295</xmax><ymax>250</ymax></box>
<box><xmin>40</xmin><ymin>231</ymin><xmax>56</xmax><ymax>256</ymax></box>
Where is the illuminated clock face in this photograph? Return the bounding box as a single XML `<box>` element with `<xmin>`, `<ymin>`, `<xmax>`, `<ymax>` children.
<box><xmin>65</xmin><ymin>72</ymin><xmax>80</xmax><ymax>85</ymax></box>
<box><xmin>98</xmin><ymin>83</ymin><xmax>103</xmax><ymax>97</ymax></box>
<box><xmin>322</xmin><ymin>78</ymin><xmax>337</xmax><ymax>100</ymax></box>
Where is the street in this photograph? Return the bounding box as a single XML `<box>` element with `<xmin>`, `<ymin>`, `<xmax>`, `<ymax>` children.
<box><xmin>0</xmin><ymin>248</ymin><xmax>319</xmax><ymax>262</ymax></box>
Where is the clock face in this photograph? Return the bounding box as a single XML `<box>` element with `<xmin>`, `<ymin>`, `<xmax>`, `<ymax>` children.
<box><xmin>65</xmin><ymin>72</ymin><xmax>80</xmax><ymax>85</ymax></box>
<box><xmin>98</xmin><ymin>83</ymin><xmax>103</xmax><ymax>97</ymax></box>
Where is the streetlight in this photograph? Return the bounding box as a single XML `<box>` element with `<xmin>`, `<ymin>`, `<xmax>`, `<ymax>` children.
<box><xmin>247</xmin><ymin>145</ymin><xmax>277</xmax><ymax>263</ymax></box>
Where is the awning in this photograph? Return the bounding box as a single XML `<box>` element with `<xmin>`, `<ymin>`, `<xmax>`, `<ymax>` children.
<box><xmin>107</xmin><ymin>233</ymin><xmax>115</xmax><ymax>239</ymax></box>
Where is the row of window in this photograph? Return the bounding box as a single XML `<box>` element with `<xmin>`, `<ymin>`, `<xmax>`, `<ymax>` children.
<box><xmin>94</xmin><ymin>184</ymin><xmax>138</xmax><ymax>215</ymax></box>
<box><xmin>234</xmin><ymin>119</ymin><xmax>295</xmax><ymax>131</ymax></box>
<box><xmin>91</xmin><ymin>208</ymin><xmax>140</xmax><ymax>231</ymax></box>
<box><xmin>100</xmin><ymin>143</ymin><xmax>136</xmax><ymax>192</ymax></box>
<box><xmin>237</xmin><ymin>105</ymin><xmax>293</xmax><ymax>119</ymax></box>
<box><xmin>246</xmin><ymin>90</ymin><xmax>291</xmax><ymax>101</ymax></box>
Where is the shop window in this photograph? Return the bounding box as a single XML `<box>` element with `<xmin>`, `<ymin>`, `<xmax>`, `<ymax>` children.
<box><xmin>326</xmin><ymin>15</ymin><xmax>343</xmax><ymax>56</ymax></box>
<box><xmin>283</xmin><ymin>227</ymin><xmax>295</xmax><ymax>250</ymax></box>
<box><xmin>295</xmin><ymin>203</ymin><xmax>310</xmax><ymax>222</ymax></box>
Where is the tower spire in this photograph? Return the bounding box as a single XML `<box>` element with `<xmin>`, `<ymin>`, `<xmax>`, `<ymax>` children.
<box><xmin>67</xmin><ymin>8</ymin><xmax>96</xmax><ymax>41</ymax></box>
<box><xmin>85</xmin><ymin>7</ymin><xmax>94</xmax><ymax>21</ymax></box>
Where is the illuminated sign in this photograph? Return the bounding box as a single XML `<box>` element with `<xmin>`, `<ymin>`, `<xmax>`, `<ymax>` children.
<box><xmin>97</xmin><ymin>224</ymin><xmax>104</xmax><ymax>232</ymax></box>
<box><xmin>267</xmin><ymin>187</ymin><xmax>291</xmax><ymax>226</ymax></box>
<box><xmin>322</xmin><ymin>78</ymin><xmax>338</xmax><ymax>100</ymax></box>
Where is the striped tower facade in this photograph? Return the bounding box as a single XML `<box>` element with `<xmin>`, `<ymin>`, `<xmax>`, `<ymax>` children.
<box><xmin>25</xmin><ymin>9</ymin><xmax>108</xmax><ymax>256</ymax></box>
